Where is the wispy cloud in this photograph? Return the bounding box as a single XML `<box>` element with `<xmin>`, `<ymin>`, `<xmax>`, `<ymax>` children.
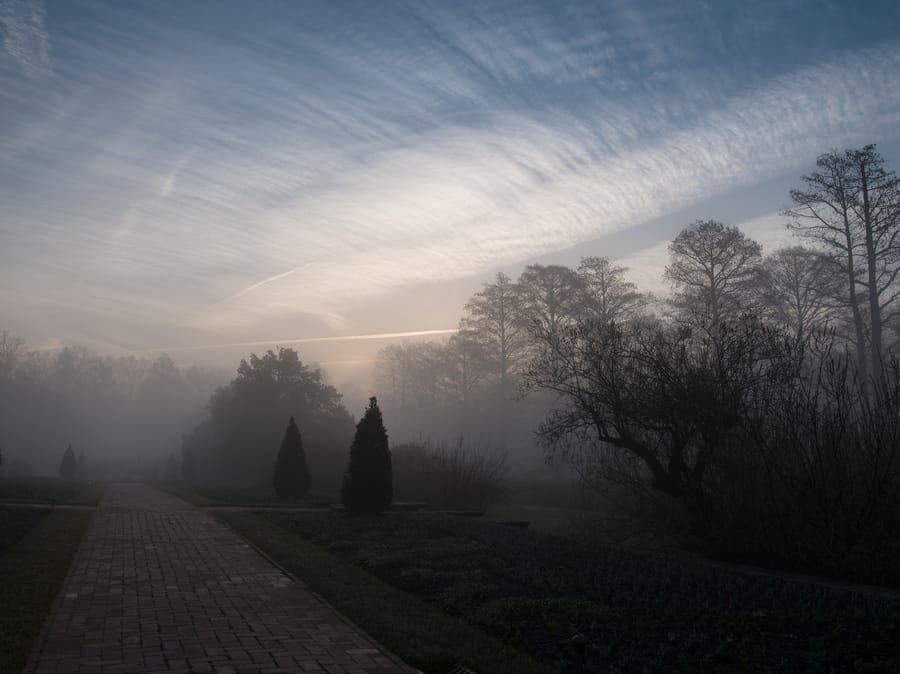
<box><xmin>1</xmin><ymin>1</ymin><xmax>898</xmax><ymax>356</ymax></box>
<box><xmin>143</xmin><ymin>329</ymin><xmax>459</xmax><ymax>354</ymax></box>
<box><xmin>187</xmin><ymin>41</ymin><xmax>900</xmax><ymax>329</ymax></box>
<box><xmin>0</xmin><ymin>0</ymin><xmax>50</xmax><ymax>77</ymax></box>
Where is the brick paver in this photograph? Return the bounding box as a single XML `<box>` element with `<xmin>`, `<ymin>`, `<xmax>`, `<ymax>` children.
<box><xmin>27</xmin><ymin>484</ymin><xmax>412</xmax><ymax>674</ymax></box>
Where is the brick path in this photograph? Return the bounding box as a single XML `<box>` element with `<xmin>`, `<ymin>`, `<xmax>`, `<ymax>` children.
<box><xmin>27</xmin><ymin>484</ymin><xmax>412</xmax><ymax>674</ymax></box>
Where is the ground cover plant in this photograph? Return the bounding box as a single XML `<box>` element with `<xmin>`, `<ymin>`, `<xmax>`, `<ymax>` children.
<box><xmin>219</xmin><ymin>511</ymin><xmax>554</xmax><ymax>674</ymax></box>
<box><xmin>0</xmin><ymin>509</ymin><xmax>92</xmax><ymax>673</ymax></box>
<box><xmin>261</xmin><ymin>510</ymin><xmax>900</xmax><ymax>673</ymax></box>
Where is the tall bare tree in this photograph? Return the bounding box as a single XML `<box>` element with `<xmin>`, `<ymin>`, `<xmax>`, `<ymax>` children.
<box><xmin>758</xmin><ymin>246</ymin><xmax>839</xmax><ymax>342</ymax></box>
<box><xmin>665</xmin><ymin>220</ymin><xmax>763</xmax><ymax>334</ymax></box>
<box><xmin>441</xmin><ymin>325</ymin><xmax>486</xmax><ymax>415</ymax></box>
<box><xmin>576</xmin><ymin>256</ymin><xmax>645</xmax><ymax>325</ymax></box>
<box><xmin>787</xmin><ymin>145</ymin><xmax>900</xmax><ymax>377</ymax></box>
<box><xmin>461</xmin><ymin>272</ymin><xmax>529</xmax><ymax>396</ymax></box>
<box><xmin>516</xmin><ymin>264</ymin><xmax>583</xmax><ymax>337</ymax></box>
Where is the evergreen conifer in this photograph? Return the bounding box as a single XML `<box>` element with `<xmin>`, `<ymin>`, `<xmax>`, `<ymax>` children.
<box><xmin>272</xmin><ymin>416</ymin><xmax>310</xmax><ymax>500</ymax></box>
<box><xmin>164</xmin><ymin>454</ymin><xmax>177</xmax><ymax>480</ymax></box>
<box><xmin>59</xmin><ymin>444</ymin><xmax>77</xmax><ymax>479</ymax></box>
<box><xmin>341</xmin><ymin>397</ymin><xmax>392</xmax><ymax>515</ymax></box>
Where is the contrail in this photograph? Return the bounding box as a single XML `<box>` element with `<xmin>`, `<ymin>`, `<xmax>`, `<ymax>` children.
<box><xmin>143</xmin><ymin>328</ymin><xmax>459</xmax><ymax>353</ymax></box>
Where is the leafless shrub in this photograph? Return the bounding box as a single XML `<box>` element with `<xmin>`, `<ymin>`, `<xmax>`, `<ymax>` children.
<box><xmin>392</xmin><ymin>439</ymin><xmax>508</xmax><ymax>510</ymax></box>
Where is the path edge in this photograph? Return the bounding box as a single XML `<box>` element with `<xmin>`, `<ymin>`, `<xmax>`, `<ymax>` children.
<box><xmin>22</xmin><ymin>502</ymin><xmax>101</xmax><ymax>674</ymax></box>
<box><xmin>213</xmin><ymin>512</ymin><xmax>421</xmax><ymax>674</ymax></box>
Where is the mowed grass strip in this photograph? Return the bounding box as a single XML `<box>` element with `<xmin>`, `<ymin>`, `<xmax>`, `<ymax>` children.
<box><xmin>0</xmin><ymin>478</ymin><xmax>85</xmax><ymax>505</ymax></box>
<box><xmin>0</xmin><ymin>507</ymin><xmax>47</xmax><ymax>555</ymax></box>
<box><xmin>0</xmin><ymin>509</ymin><xmax>92</xmax><ymax>674</ymax></box>
<box><xmin>218</xmin><ymin>511</ymin><xmax>556</xmax><ymax>674</ymax></box>
<box><xmin>0</xmin><ymin>477</ymin><xmax>107</xmax><ymax>506</ymax></box>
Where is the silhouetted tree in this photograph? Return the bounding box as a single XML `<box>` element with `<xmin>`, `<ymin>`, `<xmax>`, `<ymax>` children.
<box><xmin>272</xmin><ymin>416</ymin><xmax>310</xmax><ymax>500</ymax></box>
<box><xmin>576</xmin><ymin>256</ymin><xmax>645</xmax><ymax>325</ymax></box>
<box><xmin>758</xmin><ymin>246</ymin><xmax>839</xmax><ymax>342</ymax></box>
<box><xmin>164</xmin><ymin>454</ymin><xmax>177</xmax><ymax>480</ymax></box>
<box><xmin>59</xmin><ymin>444</ymin><xmax>77</xmax><ymax>479</ymax></box>
<box><xmin>516</xmin><ymin>263</ymin><xmax>584</xmax><ymax>343</ymax></box>
<box><xmin>341</xmin><ymin>397</ymin><xmax>392</xmax><ymax>515</ymax></box>
<box><xmin>524</xmin><ymin>317</ymin><xmax>790</xmax><ymax>509</ymax></box>
<box><xmin>665</xmin><ymin>220</ymin><xmax>763</xmax><ymax>333</ymax></box>
<box><xmin>207</xmin><ymin>348</ymin><xmax>353</xmax><ymax>486</ymax></box>
<box><xmin>462</xmin><ymin>271</ymin><xmax>529</xmax><ymax>395</ymax></box>
<box><xmin>787</xmin><ymin>145</ymin><xmax>900</xmax><ymax>377</ymax></box>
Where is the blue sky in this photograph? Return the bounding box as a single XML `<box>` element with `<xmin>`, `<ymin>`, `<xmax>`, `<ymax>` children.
<box><xmin>1</xmin><ymin>0</ymin><xmax>899</xmax><ymax>372</ymax></box>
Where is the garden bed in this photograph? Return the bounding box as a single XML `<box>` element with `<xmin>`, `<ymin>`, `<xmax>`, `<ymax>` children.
<box><xmin>260</xmin><ymin>510</ymin><xmax>900</xmax><ymax>673</ymax></box>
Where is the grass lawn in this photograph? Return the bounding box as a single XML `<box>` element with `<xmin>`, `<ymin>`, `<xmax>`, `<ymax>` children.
<box><xmin>218</xmin><ymin>511</ymin><xmax>556</xmax><ymax>674</ymax></box>
<box><xmin>0</xmin><ymin>478</ymin><xmax>107</xmax><ymax>505</ymax></box>
<box><xmin>256</xmin><ymin>510</ymin><xmax>900</xmax><ymax>674</ymax></box>
<box><xmin>0</xmin><ymin>507</ymin><xmax>47</xmax><ymax>555</ymax></box>
<box><xmin>0</xmin><ymin>509</ymin><xmax>92</xmax><ymax>673</ymax></box>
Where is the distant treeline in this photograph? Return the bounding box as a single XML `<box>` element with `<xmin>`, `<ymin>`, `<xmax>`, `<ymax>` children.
<box><xmin>0</xmin><ymin>344</ymin><xmax>223</xmax><ymax>477</ymax></box>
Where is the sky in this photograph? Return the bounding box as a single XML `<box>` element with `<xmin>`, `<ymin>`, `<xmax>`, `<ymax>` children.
<box><xmin>2</xmin><ymin>0</ymin><xmax>900</xmax><ymax>381</ymax></box>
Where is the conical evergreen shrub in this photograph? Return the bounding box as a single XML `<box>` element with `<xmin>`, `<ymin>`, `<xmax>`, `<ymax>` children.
<box><xmin>59</xmin><ymin>444</ymin><xmax>77</xmax><ymax>479</ymax></box>
<box><xmin>341</xmin><ymin>397</ymin><xmax>392</xmax><ymax>515</ymax></box>
<box><xmin>272</xmin><ymin>416</ymin><xmax>310</xmax><ymax>500</ymax></box>
<box><xmin>164</xmin><ymin>454</ymin><xmax>177</xmax><ymax>480</ymax></box>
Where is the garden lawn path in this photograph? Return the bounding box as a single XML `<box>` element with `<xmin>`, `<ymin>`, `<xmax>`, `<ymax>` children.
<box><xmin>27</xmin><ymin>483</ymin><xmax>411</xmax><ymax>674</ymax></box>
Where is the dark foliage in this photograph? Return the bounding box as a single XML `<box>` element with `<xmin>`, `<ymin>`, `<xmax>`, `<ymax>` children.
<box><xmin>58</xmin><ymin>445</ymin><xmax>76</xmax><ymax>479</ymax></box>
<box><xmin>204</xmin><ymin>348</ymin><xmax>353</xmax><ymax>490</ymax></box>
<box><xmin>266</xmin><ymin>510</ymin><xmax>900</xmax><ymax>674</ymax></box>
<box><xmin>341</xmin><ymin>397</ymin><xmax>392</xmax><ymax>515</ymax></box>
<box><xmin>272</xmin><ymin>416</ymin><xmax>310</xmax><ymax>500</ymax></box>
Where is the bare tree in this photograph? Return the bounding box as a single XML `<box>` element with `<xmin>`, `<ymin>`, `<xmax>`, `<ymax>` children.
<box><xmin>524</xmin><ymin>317</ymin><xmax>788</xmax><ymax>510</ymax></box>
<box><xmin>758</xmin><ymin>246</ymin><xmax>839</xmax><ymax>342</ymax></box>
<box><xmin>516</xmin><ymin>264</ymin><xmax>583</xmax><ymax>341</ymax></box>
<box><xmin>665</xmin><ymin>220</ymin><xmax>762</xmax><ymax>334</ymax></box>
<box><xmin>441</xmin><ymin>325</ymin><xmax>486</xmax><ymax>416</ymax></box>
<box><xmin>787</xmin><ymin>145</ymin><xmax>900</xmax><ymax>377</ymax></box>
<box><xmin>461</xmin><ymin>272</ymin><xmax>529</xmax><ymax>396</ymax></box>
<box><xmin>0</xmin><ymin>331</ymin><xmax>26</xmax><ymax>384</ymax></box>
<box><xmin>576</xmin><ymin>256</ymin><xmax>645</xmax><ymax>325</ymax></box>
